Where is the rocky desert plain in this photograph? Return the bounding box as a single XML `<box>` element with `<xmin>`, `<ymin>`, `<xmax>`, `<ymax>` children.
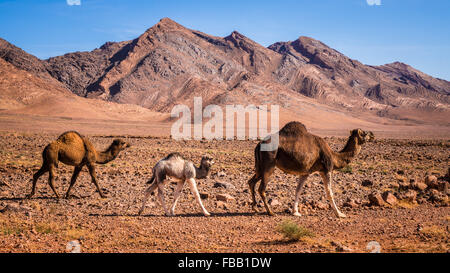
<box><xmin>0</xmin><ymin>18</ymin><xmax>449</xmax><ymax>253</ymax></box>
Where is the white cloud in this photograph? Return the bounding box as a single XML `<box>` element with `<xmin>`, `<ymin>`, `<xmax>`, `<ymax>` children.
<box><xmin>67</xmin><ymin>0</ymin><xmax>81</xmax><ymax>6</ymax></box>
<box><xmin>366</xmin><ymin>0</ymin><xmax>381</xmax><ymax>6</ymax></box>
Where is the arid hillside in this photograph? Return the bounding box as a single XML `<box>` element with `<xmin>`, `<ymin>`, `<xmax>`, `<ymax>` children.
<box><xmin>2</xmin><ymin>18</ymin><xmax>448</xmax><ymax>126</ymax></box>
<box><xmin>0</xmin><ymin>57</ymin><xmax>167</xmax><ymax>124</ymax></box>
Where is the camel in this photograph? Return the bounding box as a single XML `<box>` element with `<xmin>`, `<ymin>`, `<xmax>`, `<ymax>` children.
<box><xmin>138</xmin><ymin>153</ymin><xmax>214</xmax><ymax>217</ymax></box>
<box><xmin>248</xmin><ymin>121</ymin><xmax>374</xmax><ymax>218</ymax></box>
<box><xmin>27</xmin><ymin>131</ymin><xmax>130</xmax><ymax>199</ymax></box>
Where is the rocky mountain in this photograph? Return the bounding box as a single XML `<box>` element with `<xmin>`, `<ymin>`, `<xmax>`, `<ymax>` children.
<box><xmin>0</xmin><ymin>52</ymin><xmax>164</xmax><ymax>121</ymax></box>
<box><xmin>0</xmin><ymin>38</ymin><xmax>51</xmax><ymax>79</ymax></box>
<box><xmin>1</xmin><ymin>18</ymin><xmax>449</xmax><ymax>125</ymax></box>
<box><xmin>268</xmin><ymin>37</ymin><xmax>449</xmax><ymax>111</ymax></box>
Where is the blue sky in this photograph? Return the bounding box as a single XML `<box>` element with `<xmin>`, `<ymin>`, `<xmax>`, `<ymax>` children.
<box><xmin>0</xmin><ymin>0</ymin><xmax>449</xmax><ymax>80</ymax></box>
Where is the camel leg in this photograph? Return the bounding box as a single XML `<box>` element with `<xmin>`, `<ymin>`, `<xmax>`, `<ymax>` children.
<box><xmin>157</xmin><ymin>183</ymin><xmax>170</xmax><ymax>216</ymax></box>
<box><xmin>27</xmin><ymin>165</ymin><xmax>49</xmax><ymax>199</ymax></box>
<box><xmin>247</xmin><ymin>174</ymin><xmax>261</xmax><ymax>213</ymax></box>
<box><xmin>259</xmin><ymin>170</ymin><xmax>275</xmax><ymax>216</ymax></box>
<box><xmin>187</xmin><ymin>178</ymin><xmax>210</xmax><ymax>216</ymax></box>
<box><xmin>293</xmin><ymin>175</ymin><xmax>309</xmax><ymax>217</ymax></box>
<box><xmin>64</xmin><ymin>165</ymin><xmax>83</xmax><ymax>198</ymax></box>
<box><xmin>47</xmin><ymin>164</ymin><xmax>60</xmax><ymax>199</ymax></box>
<box><xmin>169</xmin><ymin>181</ymin><xmax>185</xmax><ymax>216</ymax></box>
<box><xmin>87</xmin><ymin>164</ymin><xmax>106</xmax><ymax>198</ymax></box>
<box><xmin>138</xmin><ymin>182</ymin><xmax>158</xmax><ymax>215</ymax></box>
<box><xmin>320</xmin><ymin>172</ymin><xmax>346</xmax><ymax>218</ymax></box>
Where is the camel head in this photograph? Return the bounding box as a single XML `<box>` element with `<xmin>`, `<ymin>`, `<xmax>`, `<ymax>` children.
<box><xmin>350</xmin><ymin>129</ymin><xmax>375</xmax><ymax>144</ymax></box>
<box><xmin>200</xmin><ymin>155</ymin><xmax>215</xmax><ymax>169</ymax></box>
<box><xmin>111</xmin><ymin>139</ymin><xmax>131</xmax><ymax>152</ymax></box>
<box><xmin>196</xmin><ymin>155</ymin><xmax>214</xmax><ymax>179</ymax></box>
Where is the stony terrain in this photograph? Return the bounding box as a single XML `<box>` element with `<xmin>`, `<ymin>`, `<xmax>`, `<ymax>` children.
<box><xmin>0</xmin><ymin>131</ymin><xmax>448</xmax><ymax>253</ymax></box>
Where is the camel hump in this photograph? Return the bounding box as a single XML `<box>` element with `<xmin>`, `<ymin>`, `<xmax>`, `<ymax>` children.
<box><xmin>164</xmin><ymin>153</ymin><xmax>184</xmax><ymax>160</ymax></box>
<box><xmin>56</xmin><ymin>131</ymin><xmax>88</xmax><ymax>154</ymax></box>
<box><xmin>279</xmin><ymin>121</ymin><xmax>308</xmax><ymax>136</ymax></box>
<box><xmin>57</xmin><ymin>131</ymin><xmax>84</xmax><ymax>143</ymax></box>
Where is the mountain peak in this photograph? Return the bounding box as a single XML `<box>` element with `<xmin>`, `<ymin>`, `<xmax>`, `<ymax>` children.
<box><xmin>158</xmin><ymin>17</ymin><xmax>178</xmax><ymax>25</ymax></box>
<box><xmin>295</xmin><ymin>36</ymin><xmax>330</xmax><ymax>50</ymax></box>
<box><xmin>297</xmin><ymin>36</ymin><xmax>316</xmax><ymax>42</ymax></box>
<box><xmin>225</xmin><ymin>30</ymin><xmax>249</xmax><ymax>41</ymax></box>
<box><xmin>143</xmin><ymin>17</ymin><xmax>185</xmax><ymax>34</ymax></box>
<box><xmin>230</xmin><ymin>30</ymin><xmax>243</xmax><ymax>37</ymax></box>
<box><xmin>157</xmin><ymin>17</ymin><xmax>185</xmax><ymax>29</ymax></box>
<box><xmin>224</xmin><ymin>30</ymin><xmax>263</xmax><ymax>49</ymax></box>
<box><xmin>384</xmin><ymin>61</ymin><xmax>411</xmax><ymax>70</ymax></box>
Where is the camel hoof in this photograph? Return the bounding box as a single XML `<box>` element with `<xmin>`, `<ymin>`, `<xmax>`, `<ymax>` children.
<box><xmin>337</xmin><ymin>213</ymin><xmax>347</xmax><ymax>218</ymax></box>
<box><xmin>267</xmin><ymin>211</ymin><xmax>275</xmax><ymax>217</ymax></box>
<box><xmin>25</xmin><ymin>194</ymin><xmax>33</xmax><ymax>199</ymax></box>
<box><xmin>293</xmin><ymin>212</ymin><xmax>302</xmax><ymax>217</ymax></box>
<box><xmin>203</xmin><ymin>212</ymin><xmax>211</xmax><ymax>217</ymax></box>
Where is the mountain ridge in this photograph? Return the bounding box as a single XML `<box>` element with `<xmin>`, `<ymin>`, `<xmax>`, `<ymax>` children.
<box><xmin>0</xmin><ymin>17</ymin><xmax>448</xmax><ymax>126</ymax></box>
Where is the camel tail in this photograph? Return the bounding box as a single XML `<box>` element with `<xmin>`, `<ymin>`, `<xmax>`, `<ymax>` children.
<box><xmin>42</xmin><ymin>144</ymin><xmax>58</xmax><ymax>168</ymax></box>
<box><xmin>253</xmin><ymin>143</ymin><xmax>262</xmax><ymax>178</ymax></box>
<box><xmin>146</xmin><ymin>174</ymin><xmax>156</xmax><ymax>185</ymax></box>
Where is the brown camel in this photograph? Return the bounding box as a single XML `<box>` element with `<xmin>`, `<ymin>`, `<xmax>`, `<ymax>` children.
<box><xmin>27</xmin><ymin>131</ymin><xmax>130</xmax><ymax>199</ymax></box>
<box><xmin>248</xmin><ymin>121</ymin><xmax>374</xmax><ymax>218</ymax></box>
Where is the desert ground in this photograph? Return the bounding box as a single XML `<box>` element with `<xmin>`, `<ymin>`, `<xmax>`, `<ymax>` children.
<box><xmin>0</xmin><ymin>117</ymin><xmax>448</xmax><ymax>253</ymax></box>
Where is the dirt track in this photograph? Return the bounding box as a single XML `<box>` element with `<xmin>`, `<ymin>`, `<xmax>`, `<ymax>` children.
<box><xmin>0</xmin><ymin>132</ymin><xmax>449</xmax><ymax>253</ymax></box>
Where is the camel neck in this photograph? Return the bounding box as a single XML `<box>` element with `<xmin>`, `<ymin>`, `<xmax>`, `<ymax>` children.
<box><xmin>96</xmin><ymin>145</ymin><xmax>120</xmax><ymax>164</ymax></box>
<box><xmin>332</xmin><ymin>136</ymin><xmax>361</xmax><ymax>169</ymax></box>
<box><xmin>195</xmin><ymin>164</ymin><xmax>210</xmax><ymax>179</ymax></box>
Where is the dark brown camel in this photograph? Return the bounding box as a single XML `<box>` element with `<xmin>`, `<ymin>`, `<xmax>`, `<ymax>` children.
<box><xmin>248</xmin><ymin>121</ymin><xmax>374</xmax><ymax>218</ymax></box>
<box><xmin>27</xmin><ymin>131</ymin><xmax>130</xmax><ymax>199</ymax></box>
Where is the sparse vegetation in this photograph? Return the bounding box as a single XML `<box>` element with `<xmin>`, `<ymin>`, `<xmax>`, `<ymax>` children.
<box><xmin>0</xmin><ymin>222</ymin><xmax>26</xmax><ymax>235</ymax></box>
<box><xmin>420</xmin><ymin>226</ymin><xmax>447</xmax><ymax>239</ymax></box>
<box><xmin>338</xmin><ymin>165</ymin><xmax>353</xmax><ymax>174</ymax></box>
<box><xmin>397</xmin><ymin>200</ymin><xmax>419</xmax><ymax>209</ymax></box>
<box><xmin>35</xmin><ymin>222</ymin><xmax>58</xmax><ymax>234</ymax></box>
<box><xmin>277</xmin><ymin>221</ymin><xmax>314</xmax><ymax>241</ymax></box>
